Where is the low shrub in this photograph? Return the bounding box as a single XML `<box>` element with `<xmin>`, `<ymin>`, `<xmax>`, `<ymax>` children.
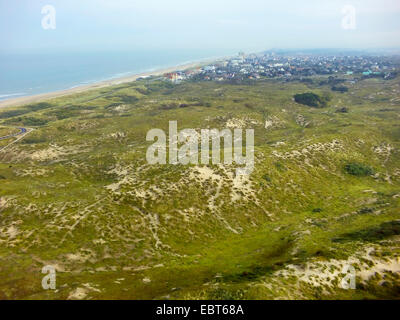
<box><xmin>344</xmin><ymin>162</ymin><xmax>374</xmax><ymax>176</ymax></box>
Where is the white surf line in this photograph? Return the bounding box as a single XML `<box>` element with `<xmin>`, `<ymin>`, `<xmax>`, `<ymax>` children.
<box><xmin>0</xmin><ymin>128</ymin><xmax>34</xmax><ymax>152</ymax></box>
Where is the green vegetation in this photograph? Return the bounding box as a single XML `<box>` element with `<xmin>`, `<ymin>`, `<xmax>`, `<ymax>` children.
<box><xmin>0</xmin><ymin>102</ymin><xmax>53</xmax><ymax>119</ymax></box>
<box><xmin>331</xmin><ymin>85</ymin><xmax>349</xmax><ymax>93</ymax></box>
<box><xmin>0</xmin><ymin>74</ymin><xmax>399</xmax><ymax>300</ymax></box>
<box><xmin>336</xmin><ymin>107</ymin><xmax>349</xmax><ymax>113</ymax></box>
<box><xmin>294</xmin><ymin>92</ymin><xmax>330</xmax><ymax>108</ymax></box>
<box><xmin>333</xmin><ymin>221</ymin><xmax>400</xmax><ymax>242</ymax></box>
<box><xmin>6</xmin><ymin>116</ymin><xmax>49</xmax><ymax>126</ymax></box>
<box><xmin>344</xmin><ymin>162</ymin><xmax>374</xmax><ymax>176</ymax></box>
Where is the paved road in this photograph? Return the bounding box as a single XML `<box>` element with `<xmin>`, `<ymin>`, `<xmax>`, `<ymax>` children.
<box><xmin>0</xmin><ymin>127</ymin><xmax>27</xmax><ymax>141</ymax></box>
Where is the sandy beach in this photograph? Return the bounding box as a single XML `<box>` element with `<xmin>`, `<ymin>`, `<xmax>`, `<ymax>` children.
<box><xmin>0</xmin><ymin>59</ymin><xmax>215</xmax><ymax>109</ymax></box>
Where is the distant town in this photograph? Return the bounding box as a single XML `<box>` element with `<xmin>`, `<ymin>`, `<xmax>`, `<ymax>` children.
<box><xmin>161</xmin><ymin>51</ymin><xmax>400</xmax><ymax>84</ymax></box>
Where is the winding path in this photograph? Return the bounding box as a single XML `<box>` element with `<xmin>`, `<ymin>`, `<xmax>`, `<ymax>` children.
<box><xmin>0</xmin><ymin>127</ymin><xmax>27</xmax><ymax>140</ymax></box>
<box><xmin>0</xmin><ymin>127</ymin><xmax>32</xmax><ymax>152</ymax></box>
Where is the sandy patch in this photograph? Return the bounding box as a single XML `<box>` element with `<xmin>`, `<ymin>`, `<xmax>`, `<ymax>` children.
<box><xmin>5</xmin><ymin>225</ymin><xmax>18</xmax><ymax>239</ymax></box>
<box><xmin>0</xmin><ymin>197</ymin><xmax>13</xmax><ymax>211</ymax></box>
<box><xmin>67</xmin><ymin>283</ymin><xmax>101</xmax><ymax>300</ymax></box>
<box><xmin>29</xmin><ymin>144</ymin><xmax>86</xmax><ymax>161</ymax></box>
<box><xmin>373</xmin><ymin>143</ymin><xmax>394</xmax><ymax>163</ymax></box>
<box><xmin>295</xmin><ymin>114</ymin><xmax>311</xmax><ymax>127</ymax></box>
<box><xmin>15</xmin><ymin>168</ymin><xmax>50</xmax><ymax>177</ymax></box>
<box><xmin>226</xmin><ymin>117</ymin><xmax>261</xmax><ymax>129</ymax></box>
<box><xmin>272</xmin><ymin>140</ymin><xmax>343</xmax><ymax>160</ymax></box>
<box><xmin>265</xmin><ymin>116</ymin><xmax>285</xmax><ymax>130</ymax></box>
<box><xmin>109</xmin><ymin>132</ymin><xmax>126</xmax><ymax>140</ymax></box>
<box><xmin>68</xmin><ymin>287</ymin><xmax>88</xmax><ymax>300</ymax></box>
<box><xmin>275</xmin><ymin>246</ymin><xmax>400</xmax><ymax>289</ymax></box>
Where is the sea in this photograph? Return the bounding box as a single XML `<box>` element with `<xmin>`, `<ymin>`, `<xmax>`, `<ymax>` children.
<box><xmin>0</xmin><ymin>49</ymin><xmax>235</xmax><ymax>101</ymax></box>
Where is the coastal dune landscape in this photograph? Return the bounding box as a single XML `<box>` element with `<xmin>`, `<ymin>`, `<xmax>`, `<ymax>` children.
<box><xmin>0</xmin><ymin>59</ymin><xmax>215</xmax><ymax>108</ymax></box>
<box><xmin>0</xmin><ymin>0</ymin><xmax>400</xmax><ymax>307</ymax></box>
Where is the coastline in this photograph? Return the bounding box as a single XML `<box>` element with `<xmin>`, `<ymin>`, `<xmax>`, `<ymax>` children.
<box><xmin>0</xmin><ymin>58</ymin><xmax>219</xmax><ymax>109</ymax></box>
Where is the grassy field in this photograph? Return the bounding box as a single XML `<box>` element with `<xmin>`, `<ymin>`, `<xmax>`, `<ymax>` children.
<box><xmin>0</xmin><ymin>75</ymin><xmax>399</xmax><ymax>300</ymax></box>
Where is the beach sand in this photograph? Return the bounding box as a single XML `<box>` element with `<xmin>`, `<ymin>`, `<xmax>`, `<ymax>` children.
<box><xmin>0</xmin><ymin>60</ymin><xmax>213</xmax><ymax>109</ymax></box>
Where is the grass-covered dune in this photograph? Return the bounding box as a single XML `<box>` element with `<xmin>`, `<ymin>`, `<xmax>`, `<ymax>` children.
<box><xmin>0</xmin><ymin>75</ymin><xmax>399</xmax><ymax>299</ymax></box>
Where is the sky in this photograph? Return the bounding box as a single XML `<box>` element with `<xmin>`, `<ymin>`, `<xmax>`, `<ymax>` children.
<box><xmin>1</xmin><ymin>0</ymin><xmax>400</xmax><ymax>54</ymax></box>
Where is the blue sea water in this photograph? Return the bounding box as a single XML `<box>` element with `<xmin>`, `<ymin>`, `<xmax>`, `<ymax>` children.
<box><xmin>0</xmin><ymin>49</ymin><xmax>233</xmax><ymax>101</ymax></box>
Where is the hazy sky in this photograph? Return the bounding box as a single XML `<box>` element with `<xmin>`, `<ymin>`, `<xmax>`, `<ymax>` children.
<box><xmin>1</xmin><ymin>0</ymin><xmax>400</xmax><ymax>53</ymax></box>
